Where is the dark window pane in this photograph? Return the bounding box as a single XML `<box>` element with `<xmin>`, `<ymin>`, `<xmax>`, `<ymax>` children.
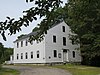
<box><xmin>25</xmin><ymin>52</ymin><xmax>28</xmax><ymax>59</ymax></box>
<box><xmin>62</xmin><ymin>26</ymin><xmax>65</xmax><ymax>32</ymax></box>
<box><xmin>37</xmin><ymin>51</ymin><xmax>39</xmax><ymax>58</ymax></box>
<box><xmin>37</xmin><ymin>54</ymin><xmax>39</xmax><ymax>58</ymax></box>
<box><xmin>31</xmin><ymin>52</ymin><xmax>33</xmax><ymax>58</ymax></box>
<box><xmin>21</xmin><ymin>53</ymin><xmax>23</xmax><ymax>59</ymax></box>
<box><xmin>17</xmin><ymin>54</ymin><xmax>19</xmax><ymax>60</ymax></box>
<box><xmin>63</xmin><ymin>37</ymin><xmax>66</xmax><ymax>46</ymax></box>
<box><xmin>17</xmin><ymin>42</ymin><xmax>19</xmax><ymax>48</ymax></box>
<box><xmin>21</xmin><ymin>41</ymin><xmax>23</xmax><ymax>47</ymax></box>
<box><xmin>53</xmin><ymin>35</ymin><xmax>56</xmax><ymax>43</ymax></box>
<box><xmin>54</xmin><ymin>50</ymin><xmax>57</xmax><ymax>57</ymax></box>
<box><xmin>73</xmin><ymin>51</ymin><xmax>75</xmax><ymax>58</ymax></box>
<box><xmin>26</xmin><ymin>40</ymin><xmax>28</xmax><ymax>46</ymax></box>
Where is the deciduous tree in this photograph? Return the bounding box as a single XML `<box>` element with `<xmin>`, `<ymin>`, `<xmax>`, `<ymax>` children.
<box><xmin>66</xmin><ymin>0</ymin><xmax>100</xmax><ymax>66</ymax></box>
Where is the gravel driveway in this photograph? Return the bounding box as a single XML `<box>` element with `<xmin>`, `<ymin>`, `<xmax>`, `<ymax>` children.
<box><xmin>3</xmin><ymin>65</ymin><xmax>72</xmax><ymax>75</ymax></box>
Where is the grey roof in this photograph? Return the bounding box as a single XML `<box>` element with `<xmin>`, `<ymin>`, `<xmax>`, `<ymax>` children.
<box><xmin>13</xmin><ymin>20</ymin><xmax>64</xmax><ymax>43</ymax></box>
<box><xmin>13</xmin><ymin>30</ymin><xmax>39</xmax><ymax>43</ymax></box>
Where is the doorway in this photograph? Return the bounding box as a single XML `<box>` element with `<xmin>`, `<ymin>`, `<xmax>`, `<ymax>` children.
<box><xmin>63</xmin><ymin>49</ymin><xmax>68</xmax><ymax>62</ymax></box>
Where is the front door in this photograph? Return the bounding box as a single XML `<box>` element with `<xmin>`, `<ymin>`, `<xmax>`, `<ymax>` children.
<box><xmin>63</xmin><ymin>49</ymin><xmax>68</xmax><ymax>62</ymax></box>
<box><xmin>63</xmin><ymin>52</ymin><xmax>67</xmax><ymax>62</ymax></box>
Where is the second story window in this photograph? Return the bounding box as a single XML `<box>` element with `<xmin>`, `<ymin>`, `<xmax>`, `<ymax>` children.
<box><xmin>63</xmin><ymin>37</ymin><xmax>66</xmax><ymax>46</ymax></box>
<box><xmin>21</xmin><ymin>41</ymin><xmax>23</xmax><ymax>47</ymax></box>
<box><xmin>17</xmin><ymin>42</ymin><xmax>19</xmax><ymax>48</ymax></box>
<box><xmin>62</xmin><ymin>26</ymin><xmax>65</xmax><ymax>32</ymax></box>
<box><xmin>53</xmin><ymin>35</ymin><xmax>56</xmax><ymax>43</ymax></box>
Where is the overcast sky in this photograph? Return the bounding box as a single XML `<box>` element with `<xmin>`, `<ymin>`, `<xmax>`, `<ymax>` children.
<box><xmin>0</xmin><ymin>0</ymin><xmax>67</xmax><ymax>48</ymax></box>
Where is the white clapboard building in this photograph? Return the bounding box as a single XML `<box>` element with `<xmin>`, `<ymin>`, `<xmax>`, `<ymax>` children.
<box><xmin>11</xmin><ymin>21</ymin><xmax>81</xmax><ymax>64</ymax></box>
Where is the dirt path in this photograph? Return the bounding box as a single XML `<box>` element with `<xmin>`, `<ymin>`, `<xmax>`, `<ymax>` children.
<box><xmin>3</xmin><ymin>65</ymin><xmax>72</xmax><ymax>75</ymax></box>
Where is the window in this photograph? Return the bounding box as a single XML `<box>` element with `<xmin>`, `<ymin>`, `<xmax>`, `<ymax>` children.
<box><xmin>53</xmin><ymin>35</ymin><xmax>56</xmax><ymax>43</ymax></box>
<box><xmin>17</xmin><ymin>42</ymin><xmax>19</xmax><ymax>48</ymax></box>
<box><xmin>25</xmin><ymin>52</ymin><xmax>28</xmax><ymax>59</ymax></box>
<box><xmin>58</xmin><ymin>53</ymin><xmax>61</xmax><ymax>58</ymax></box>
<box><xmin>54</xmin><ymin>50</ymin><xmax>57</xmax><ymax>57</ymax></box>
<box><xmin>21</xmin><ymin>53</ymin><xmax>23</xmax><ymax>59</ymax></box>
<box><xmin>21</xmin><ymin>41</ymin><xmax>23</xmax><ymax>47</ymax></box>
<box><xmin>37</xmin><ymin>51</ymin><xmax>39</xmax><ymax>58</ymax></box>
<box><xmin>17</xmin><ymin>54</ymin><xmax>19</xmax><ymax>60</ymax></box>
<box><xmin>72</xmin><ymin>51</ymin><xmax>75</xmax><ymax>58</ymax></box>
<box><xmin>63</xmin><ymin>37</ymin><xmax>66</xmax><ymax>46</ymax></box>
<box><xmin>26</xmin><ymin>40</ymin><xmax>28</xmax><ymax>46</ymax></box>
<box><xmin>31</xmin><ymin>52</ymin><xmax>33</xmax><ymax>59</ymax></box>
<box><xmin>62</xmin><ymin>26</ymin><xmax>65</xmax><ymax>32</ymax></box>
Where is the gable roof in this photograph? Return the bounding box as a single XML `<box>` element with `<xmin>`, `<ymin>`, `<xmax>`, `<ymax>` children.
<box><xmin>13</xmin><ymin>20</ymin><xmax>64</xmax><ymax>43</ymax></box>
<box><xmin>13</xmin><ymin>30</ymin><xmax>39</xmax><ymax>43</ymax></box>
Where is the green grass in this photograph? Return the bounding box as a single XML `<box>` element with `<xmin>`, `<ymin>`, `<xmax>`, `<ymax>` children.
<box><xmin>0</xmin><ymin>68</ymin><xmax>20</xmax><ymax>75</ymax></box>
<box><xmin>2</xmin><ymin>64</ymin><xmax>100</xmax><ymax>75</ymax></box>
<box><xmin>52</xmin><ymin>64</ymin><xmax>100</xmax><ymax>75</ymax></box>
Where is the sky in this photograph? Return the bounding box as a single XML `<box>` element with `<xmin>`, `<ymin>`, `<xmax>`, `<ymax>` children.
<box><xmin>0</xmin><ymin>0</ymin><xmax>67</xmax><ymax>48</ymax></box>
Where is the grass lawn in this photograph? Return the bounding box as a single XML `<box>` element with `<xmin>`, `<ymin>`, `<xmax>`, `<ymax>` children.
<box><xmin>0</xmin><ymin>68</ymin><xmax>20</xmax><ymax>75</ymax></box>
<box><xmin>52</xmin><ymin>64</ymin><xmax>100</xmax><ymax>75</ymax></box>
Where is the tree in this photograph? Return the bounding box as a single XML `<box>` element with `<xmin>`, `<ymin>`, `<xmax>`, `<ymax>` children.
<box><xmin>0</xmin><ymin>42</ymin><xmax>13</xmax><ymax>69</ymax></box>
<box><xmin>0</xmin><ymin>43</ymin><xmax>5</xmax><ymax>64</ymax></box>
<box><xmin>0</xmin><ymin>0</ymin><xmax>63</xmax><ymax>41</ymax></box>
<box><xmin>66</xmin><ymin>0</ymin><xmax>100</xmax><ymax>66</ymax></box>
<box><xmin>3</xmin><ymin>47</ymin><xmax>13</xmax><ymax>62</ymax></box>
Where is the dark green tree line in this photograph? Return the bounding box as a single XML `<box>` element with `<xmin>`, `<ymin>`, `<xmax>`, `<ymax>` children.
<box><xmin>0</xmin><ymin>42</ymin><xmax>13</xmax><ymax>69</ymax></box>
<box><xmin>66</xmin><ymin>0</ymin><xmax>100</xmax><ymax>66</ymax></box>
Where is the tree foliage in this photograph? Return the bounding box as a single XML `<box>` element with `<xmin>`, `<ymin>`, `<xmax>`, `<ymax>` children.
<box><xmin>0</xmin><ymin>42</ymin><xmax>13</xmax><ymax>64</ymax></box>
<box><xmin>0</xmin><ymin>43</ymin><xmax>4</xmax><ymax>64</ymax></box>
<box><xmin>0</xmin><ymin>0</ymin><xmax>62</xmax><ymax>41</ymax></box>
<box><xmin>66</xmin><ymin>0</ymin><xmax>100</xmax><ymax>66</ymax></box>
<box><xmin>3</xmin><ymin>47</ymin><xmax>13</xmax><ymax>62</ymax></box>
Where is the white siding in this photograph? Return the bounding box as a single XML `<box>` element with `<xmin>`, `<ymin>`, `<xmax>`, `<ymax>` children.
<box><xmin>45</xmin><ymin>22</ymin><xmax>81</xmax><ymax>63</ymax></box>
<box><xmin>13</xmin><ymin>21</ymin><xmax>81</xmax><ymax>64</ymax></box>
<box><xmin>13</xmin><ymin>38</ymin><xmax>45</xmax><ymax>63</ymax></box>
